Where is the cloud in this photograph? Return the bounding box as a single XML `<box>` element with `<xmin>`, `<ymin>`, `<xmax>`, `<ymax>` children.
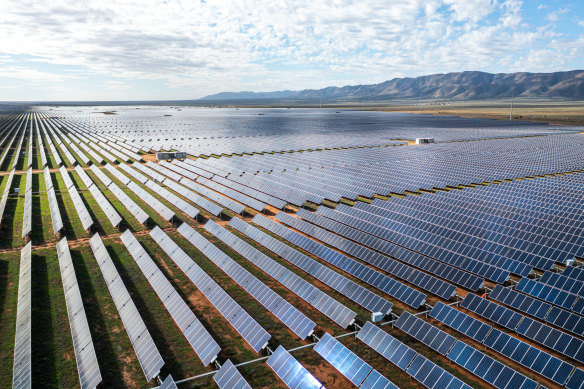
<box><xmin>0</xmin><ymin>0</ymin><xmax>580</xmax><ymax>99</ymax></box>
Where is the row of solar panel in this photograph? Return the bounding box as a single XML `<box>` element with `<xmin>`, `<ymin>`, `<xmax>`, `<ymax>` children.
<box><xmin>322</xmin><ymin>204</ymin><xmax>512</xmax><ymax>284</ymax></box>
<box><xmin>490</xmin><ymin>284</ymin><xmax>584</xmax><ymax>337</ymax></box>
<box><xmin>395</xmin><ymin>311</ymin><xmax>539</xmax><ymax>389</ymax></box>
<box><xmin>230</xmin><ymin>216</ymin><xmax>393</xmax><ymax>315</ymax></box>
<box><xmin>89</xmin><ymin>233</ymin><xmax>164</xmax><ymax>381</ymax></box>
<box><xmin>356</xmin><ymin>321</ymin><xmax>472</xmax><ymax>389</ymax></box>
<box><xmin>152</xmin><ymin>225</ymin><xmax>271</xmax><ymax>352</ymax></box>
<box><xmin>119</xmin><ymin>230</ymin><xmax>220</xmax><ymax>366</ymax></box>
<box><xmin>462</xmin><ymin>293</ymin><xmax>584</xmax><ymax>363</ymax></box>
<box><xmin>314</xmin><ymin>332</ymin><xmax>397</xmax><ymax>388</ymax></box>
<box><xmin>253</xmin><ymin>214</ymin><xmax>423</xmax><ymax>308</ymax></box>
<box><xmin>196</xmin><ymin>220</ymin><xmax>316</xmax><ymax>339</ymax></box>
<box><xmin>430</xmin><ymin>302</ymin><xmax>575</xmax><ymax>385</ymax></box>
<box><xmin>278</xmin><ymin>210</ymin><xmax>457</xmax><ymax>300</ymax></box>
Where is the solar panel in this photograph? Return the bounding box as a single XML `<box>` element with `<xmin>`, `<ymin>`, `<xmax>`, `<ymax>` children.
<box><xmin>484</xmin><ymin>328</ymin><xmax>574</xmax><ymax>385</ymax></box>
<box><xmin>201</xmin><ymin>220</ymin><xmax>316</xmax><ymax>339</ymax></box>
<box><xmin>159</xmin><ymin>374</ymin><xmax>178</xmax><ymax>389</ymax></box>
<box><xmin>47</xmin><ymin>186</ymin><xmax>64</xmax><ymax>234</ymax></box>
<box><xmin>461</xmin><ymin>293</ymin><xmax>523</xmax><ymax>331</ymax></box>
<box><xmin>314</xmin><ymin>332</ymin><xmax>381</xmax><ymax>387</ymax></box>
<box><xmin>179</xmin><ymin>176</ymin><xmax>245</xmax><ymax>214</ymax></box>
<box><xmin>356</xmin><ymin>321</ymin><xmax>417</xmax><ymax>371</ymax></box>
<box><xmin>89</xmin><ymin>164</ymin><xmax>112</xmax><ymax>187</ymax></box>
<box><xmin>12</xmin><ymin>243</ymin><xmax>32</xmax><ymax>389</ymax></box>
<box><xmin>489</xmin><ymin>284</ymin><xmax>551</xmax><ymax>320</ymax></box>
<box><xmin>145</xmin><ymin>180</ymin><xmax>199</xmax><ymax>218</ymax></box>
<box><xmin>266</xmin><ymin>345</ymin><xmax>324</xmax><ymax>389</ymax></box>
<box><xmin>21</xmin><ymin>168</ymin><xmax>33</xmax><ymax>238</ymax></box>
<box><xmin>119</xmin><ymin>230</ymin><xmax>220</xmax><ymax>366</ymax></box>
<box><xmin>394</xmin><ymin>311</ymin><xmax>456</xmax><ymax>355</ymax></box>
<box><xmin>221</xmin><ymin>218</ymin><xmax>357</xmax><ymax>328</ymax></box>
<box><xmin>431</xmin><ymin>302</ymin><xmax>575</xmax><ymax>385</ymax></box>
<box><xmin>429</xmin><ymin>302</ymin><xmax>492</xmax><ymax>343</ymax></box>
<box><xmin>133</xmin><ymin>161</ymin><xmax>166</xmax><ymax>182</ymax></box>
<box><xmin>516</xmin><ymin>316</ymin><xmax>584</xmax><ymax>363</ymax></box>
<box><xmin>262</xmin><ymin>214</ymin><xmax>411</xmax><ymax>307</ymax></box>
<box><xmin>89</xmin><ymin>233</ymin><xmax>164</xmax><ymax>381</ymax></box>
<box><xmin>126</xmin><ymin>181</ymin><xmax>174</xmax><ymax>221</ymax></box>
<box><xmin>231</xmin><ymin>216</ymin><xmax>393</xmax><ymax>315</ymax></box>
<box><xmin>161</xmin><ymin>176</ymin><xmax>223</xmax><ymax>216</ymax></box>
<box><xmin>447</xmin><ymin>340</ymin><xmax>538</xmax><ymax>389</ymax></box>
<box><xmin>21</xmin><ymin>187</ymin><xmax>32</xmax><ymax>239</ymax></box>
<box><xmin>566</xmin><ymin>368</ymin><xmax>584</xmax><ymax>389</ymax></box>
<box><xmin>0</xmin><ymin>169</ymin><xmax>15</xmax><ymax>228</ymax></box>
<box><xmin>213</xmin><ymin>359</ymin><xmax>252</xmax><ymax>389</ymax></box>
<box><xmin>280</xmin><ymin>210</ymin><xmax>456</xmax><ymax>300</ymax></box>
<box><xmin>56</xmin><ymin>237</ymin><xmax>102</xmax><ymax>389</ymax></box>
<box><xmin>196</xmin><ymin>176</ymin><xmax>266</xmax><ymax>212</ymax></box>
<box><xmin>105</xmin><ymin>163</ymin><xmax>131</xmax><ymax>185</ymax></box>
<box><xmin>150</xmin><ymin>225</ymin><xmax>271</xmax><ymax>352</ymax></box>
<box><xmin>119</xmin><ymin>163</ymin><xmax>148</xmax><ymax>184</ymax></box>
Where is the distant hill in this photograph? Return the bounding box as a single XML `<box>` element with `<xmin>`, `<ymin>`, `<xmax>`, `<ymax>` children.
<box><xmin>200</xmin><ymin>70</ymin><xmax>584</xmax><ymax>101</ymax></box>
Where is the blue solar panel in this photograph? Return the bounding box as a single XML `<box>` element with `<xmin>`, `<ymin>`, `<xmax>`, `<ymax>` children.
<box><xmin>394</xmin><ymin>311</ymin><xmax>456</xmax><ymax>355</ymax></box>
<box><xmin>254</xmin><ymin>213</ymin><xmax>426</xmax><ymax>308</ymax></box>
<box><xmin>483</xmin><ymin>328</ymin><xmax>574</xmax><ymax>385</ymax></box>
<box><xmin>278</xmin><ymin>211</ymin><xmax>456</xmax><ymax>300</ymax></box>
<box><xmin>429</xmin><ymin>302</ymin><xmax>492</xmax><ymax>342</ymax></box>
<box><xmin>566</xmin><ymin>368</ymin><xmax>584</xmax><ymax>389</ymax></box>
<box><xmin>447</xmin><ymin>341</ymin><xmax>538</xmax><ymax>389</ymax></box>
<box><xmin>356</xmin><ymin>321</ymin><xmax>471</xmax><ymax>389</ymax></box>
<box><xmin>516</xmin><ymin>316</ymin><xmax>584</xmax><ymax>363</ymax></box>
<box><xmin>314</xmin><ymin>333</ymin><xmax>373</xmax><ymax>386</ymax></box>
<box><xmin>296</xmin><ymin>208</ymin><xmax>484</xmax><ymax>292</ymax></box>
<box><xmin>460</xmin><ymin>294</ymin><xmax>522</xmax><ymax>331</ymax></box>
<box><xmin>266</xmin><ymin>345</ymin><xmax>323</xmax><ymax>389</ymax></box>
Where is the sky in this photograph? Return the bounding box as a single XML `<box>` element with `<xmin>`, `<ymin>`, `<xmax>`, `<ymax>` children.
<box><xmin>0</xmin><ymin>0</ymin><xmax>582</xmax><ymax>101</ymax></box>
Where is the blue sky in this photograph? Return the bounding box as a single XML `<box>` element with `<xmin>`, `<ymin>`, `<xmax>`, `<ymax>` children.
<box><xmin>0</xmin><ymin>0</ymin><xmax>582</xmax><ymax>101</ymax></box>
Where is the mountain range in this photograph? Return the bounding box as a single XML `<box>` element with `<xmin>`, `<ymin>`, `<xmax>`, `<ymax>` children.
<box><xmin>200</xmin><ymin>70</ymin><xmax>584</xmax><ymax>101</ymax></box>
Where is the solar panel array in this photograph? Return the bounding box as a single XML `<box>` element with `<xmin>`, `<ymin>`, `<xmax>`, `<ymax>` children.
<box><xmin>254</xmin><ymin>213</ymin><xmax>418</xmax><ymax>308</ymax></box>
<box><xmin>119</xmin><ymin>229</ymin><xmax>220</xmax><ymax>366</ymax></box>
<box><xmin>151</xmin><ymin>225</ymin><xmax>271</xmax><ymax>352</ymax></box>
<box><xmin>430</xmin><ymin>302</ymin><xmax>575</xmax><ymax>385</ymax></box>
<box><xmin>490</xmin><ymin>284</ymin><xmax>584</xmax><ymax>337</ymax></box>
<box><xmin>89</xmin><ymin>233</ymin><xmax>164</xmax><ymax>381</ymax></box>
<box><xmin>516</xmin><ymin>278</ymin><xmax>584</xmax><ymax>315</ymax></box>
<box><xmin>278</xmin><ymin>211</ymin><xmax>456</xmax><ymax>300</ymax></box>
<box><xmin>59</xmin><ymin>166</ymin><xmax>93</xmax><ymax>231</ymax></box>
<box><xmin>302</xmin><ymin>206</ymin><xmax>484</xmax><ymax>291</ymax></box>
<box><xmin>21</xmin><ymin>167</ymin><xmax>32</xmax><ymax>238</ymax></box>
<box><xmin>217</xmin><ymin>218</ymin><xmax>357</xmax><ymax>328</ymax></box>
<box><xmin>44</xmin><ymin>167</ymin><xmax>64</xmax><ymax>234</ymax></box>
<box><xmin>357</xmin><ymin>321</ymin><xmax>472</xmax><ymax>389</ymax></box>
<box><xmin>75</xmin><ymin>165</ymin><xmax>122</xmax><ymax>228</ymax></box>
<box><xmin>145</xmin><ymin>179</ymin><xmax>199</xmax><ymax>218</ymax></box>
<box><xmin>159</xmin><ymin>374</ymin><xmax>179</xmax><ymax>389</ymax></box>
<box><xmin>462</xmin><ymin>293</ymin><xmax>584</xmax><ymax>364</ymax></box>
<box><xmin>201</xmin><ymin>220</ymin><xmax>315</xmax><ymax>338</ymax></box>
<box><xmin>314</xmin><ymin>332</ymin><xmax>397</xmax><ymax>388</ymax></box>
<box><xmin>266</xmin><ymin>345</ymin><xmax>324</xmax><ymax>389</ymax></box>
<box><xmin>12</xmin><ymin>243</ymin><xmax>32</xmax><ymax>389</ymax></box>
<box><xmin>56</xmin><ymin>237</ymin><xmax>102</xmax><ymax>389</ymax></box>
<box><xmin>126</xmin><ymin>181</ymin><xmax>174</xmax><ymax>221</ymax></box>
<box><xmin>230</xmin><ymin>216</ymin><xmax>393</xmax><ymax>315</ymax></box>
<box><xmin>0</xmin><ymin>169</ymin><xmax>16</xmax><ymax>227</ymax></box>
<box><xmin>272</xmin><ymin>212</ymin><xmax>429</xmax><ymax>308</ymax></box>
<box><xmin>395</xmin><ymin>311</ymin><xmax>457</xmax><ymax>355</ymax></box>
<box><xmin>146</xmin><ymin>162</ymin><xmax>223</xmax><ymax>216</ymax></box>
<box><xmin>90</xmin><ymin>164</ymin><xmax>149</xmax><ymax>224</ymax></box>
<box><xmin>213</xmin><ymin>360</ymin><xmax>252</xmax><ymax>389</ymax></box>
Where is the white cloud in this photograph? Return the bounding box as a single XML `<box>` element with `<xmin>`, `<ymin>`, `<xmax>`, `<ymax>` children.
<box><xmin>0</xmin><ymin>0</ymin><xmax>580</xmax><ymax>99</ymax></box>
